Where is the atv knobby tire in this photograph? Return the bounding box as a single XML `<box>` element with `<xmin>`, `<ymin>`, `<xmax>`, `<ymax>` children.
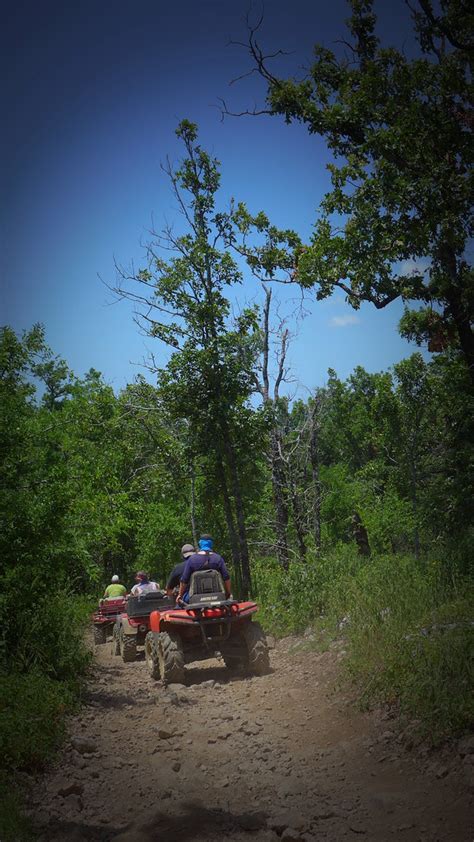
<box><xmin>220</xmin><ymin>641</ymin><xmax>246</xmax><ymax>673</ymax></box>
<box><xmin>156</xmin><ymin>631</ymin><xmax>185</xmax><ymax>685</ymax></box>
<box><xmin>111</xmin><ymin>626</ymin><xmax>121</xmax><ymax>656</ymax></box>
<box><xmin>243</xmin><ymin>621</ymin><xmax>270</xmax><ymax>675</ymax></box>
<box><xmin>144</xmin><ymin>631</ymin><xmax>161</xmax><ymax>680</ymax></box>
<box><xmin>94</xmin><ymin>624</ymin><xmax>107</xmax><ymax>645</ymax></box>
<box><xmin>120</xmin><ymin>628</ymin><xmax>137</xmax><ymax>663</ymax></box>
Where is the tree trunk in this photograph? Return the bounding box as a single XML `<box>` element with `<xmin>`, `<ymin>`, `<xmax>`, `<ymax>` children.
<box><xmin>216</xmin><ymin>452</ymin><xmax>242</xmax><ymax>586</ymax></box>
<box><xmin>288</xmin><ymin>460</ymin><xmax>306</xmax><ymax>560</ymax></box>
<box><xmin>446</xmin><ymin>291</ymin><xmax>474</xmax><ymax>388</ymax></box>
<box><xmin>189</xmin><ymin>462</ymin><xmax>197</xmax><ymax>548</ymax></box>
<box><xmin>410</xmin><ymin>459</ymin><xmax>420</xmax><ymax>560</ymax></box>
<box><xmin>351</xmin><ymin>512</ymin><xmax>371</xmax><ymax>557</ymax></box>
<box><xmin>221</xmin><ymin>432</ymin><xmax>251</xmax><ymax>598</ymax></box>
<box><xmin>442</xmin><ymin>246</ymin><xmax>474</xmax><ymax>388</ymax></box>
<box><xmin>270</xmin><ymin>427</ymin><xmax>290</xmax><ymax>570</ymax></box>
<box><xmin>309</xmin><ymin>397</ymin><xmax>322</xmax><ymax>553</ymax></box>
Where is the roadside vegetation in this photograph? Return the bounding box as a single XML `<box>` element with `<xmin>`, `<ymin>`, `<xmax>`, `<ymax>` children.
<box><xmin>1</xmin><ymin>1</ymin><xmax>472</xmax><ymax>837</ymax></box>
<box><xmin>254</xmin><ymin>550</ymin><xmax>474</xmax><ymax>743</ymax></box>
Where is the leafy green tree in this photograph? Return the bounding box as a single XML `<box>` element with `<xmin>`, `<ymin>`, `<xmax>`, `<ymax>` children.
<box><xmin>229</xmin><ymin>0</ymin><xmax>473</xmax><ymax>382</ymax></box>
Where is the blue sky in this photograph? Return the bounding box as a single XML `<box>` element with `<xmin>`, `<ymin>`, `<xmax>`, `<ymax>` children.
<box><xmin>1</xmin><ymin>0</ymin><xmax>428</xmax><ymax>395</ymax></box>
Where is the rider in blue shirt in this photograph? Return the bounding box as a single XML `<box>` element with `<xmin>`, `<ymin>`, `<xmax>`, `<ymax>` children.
<box><xmin>177</xmin><ymin>535</ymin><xmax>231</xmax><ymax>603</ymax></box>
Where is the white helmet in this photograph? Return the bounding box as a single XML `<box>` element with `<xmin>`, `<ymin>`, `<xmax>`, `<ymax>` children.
<box><xmin>111</xmin><ymin>574</ymin><xmax>119</xmax><ymax>583</ymax></box>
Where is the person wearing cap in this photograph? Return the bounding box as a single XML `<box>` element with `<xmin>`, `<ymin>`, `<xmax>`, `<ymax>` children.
<box><xmin>103</xmin><ymin>575</ymin><xmax>127</xmax><ymax>599</ymax></box>
<box><xmin>177</xmin><ymin>534</ymin><xmax>231</xmax><ymax>604</ymax></box>
<box><xmin>130</xmin><ymin>571</ymin><xmax>160</xmax><ymax>596</ymax></box>
<box><xmin>165</xmin><ymin>544</ymin><xmax>195</xmax><ymax>597</ymax></box>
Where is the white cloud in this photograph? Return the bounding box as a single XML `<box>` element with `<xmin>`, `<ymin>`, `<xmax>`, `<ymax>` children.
<box><xmin>329</xmin><ymin>314</ymin><xmax>360</xmax><ymax>328</ymax></box>
<box><xmin>398</xmin><ymin>259</ymin><xmax>430</xmax><ymax>276</ymax></box>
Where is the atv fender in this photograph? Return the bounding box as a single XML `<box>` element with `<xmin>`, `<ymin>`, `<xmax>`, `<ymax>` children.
<box><xmin>120</xmin><ymin>616</ymin><xmax>138</xmax><ymax>635</ymax></box>
<box><xmin>149</xmin><ymin>610</ymin><xmax>162</xmax><ymax>632</ymax></box>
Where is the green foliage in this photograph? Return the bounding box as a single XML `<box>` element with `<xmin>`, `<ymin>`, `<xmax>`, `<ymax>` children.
<box><xmin>237</xmin><ymin>0</ymin><xmax>473</xmax><ymax>379</ymax></box>
<box><xmin>0</xmin><ymin>778</ymin><xmax>34</xmax><ymax>842</ymax></box>
<box><xmin>10</xmin><ymin>591</ymin><xmax>92</xmax><ymax>681</ymax></box>
<box><xmin>255</xmin><ymin>550</ymin><xmax>473</xmax><ymax>741</ymax></box>
<box><xmin>0</xmin><ymin>668</ymin><xmax>80</xmax><ymax>841</ymax></box>
<box><xmin>0</xmin><ymin>671</ymin><xmax>75</xmax><ymax>772</ymax></box>
<box><xmin>333</xmin><ymin>556</ymin><xmax>474</xmax><ymax>742</ymax></box>
<box><xmin>136</xmin><ymin>501</ymin><xmax>190</xmax><ymax>582</ymax></box>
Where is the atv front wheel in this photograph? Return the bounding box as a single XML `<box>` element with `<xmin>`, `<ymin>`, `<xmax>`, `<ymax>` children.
<box><xmin>144</xmin><ymin>631</ymin><xmax>161</xmax><ymax>680</ymax></box>
<box><xmin>120</xmin><ymin>628</ymin><xmax>137</xmax><ymax>663</ymax></box>
<box><xmin>157</xmin><ymin>631</ymin><xmax>185</xmax><ymax>684</ymax></box>
<box><xmin>111</xmin><ymin>626</ymin><xmax>121</xmax><ymax>656</ymax></box>
<box><xmin>94</xmin><ymin>624</ymin><xmax>107</xmax><ymax>645</ymax></box>
<box><xmin>243</xmin><ymin>621</ymin><xmax>270</xmax><ymax>675</ymax></box>
<box><xmin>220</xmin><ymin>642</ymin><xmax>246</xmax><ymax>672</ymax></box>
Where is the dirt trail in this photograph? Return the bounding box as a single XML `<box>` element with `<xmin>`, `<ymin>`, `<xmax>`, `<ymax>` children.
<box><xmin>28</xmin><ymin>635</ymin><xmax>472</xmax><ymax>841</ymax></box>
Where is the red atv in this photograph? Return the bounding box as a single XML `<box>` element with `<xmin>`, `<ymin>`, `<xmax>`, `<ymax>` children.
<box><xmin>143</xmin><ymin>569</ymin><xmax>270</xmax><ymax>684</ymax></box>
<box><xmin>92</xmin><ymin>597</ymin><xmax>127</xmax><ymax>645</ymax></box>
<box><xmin>112</xmin><ymin>591</ymin><xmax>175</xmax><ymax>662</ymax></box>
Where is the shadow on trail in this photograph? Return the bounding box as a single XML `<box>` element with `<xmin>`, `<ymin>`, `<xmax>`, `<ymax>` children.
<box><xmin>38</xmin><ymin>805</ymin><xmax>267</xmax><ymax>841</ymax></box>
<box><xmin>183</xmin><ymin>662</ymin><xmax>274</xmax><ymax>687</ymax></box>
<box><xmin>111</xmin><ymin>803</ymin><xmax>268</xmax><ymax>841</ymax></box>
<box><xmin>82</xmin><ymin>689</ymin><xmax>139</xmax><ymax>709</ymax></box>
<box><xmin>35</xmin><ymin>817</ymin><xmax>121</xmax><ymax>841</ymax></box>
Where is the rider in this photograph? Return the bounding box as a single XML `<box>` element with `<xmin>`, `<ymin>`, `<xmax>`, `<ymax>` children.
<box><xmin>103</xmin><ymin>575</ymin><xmax>127</xmax><ymax>599</ymax></box>
<box><xmin>177</xmin><ymin>534</ymin><xmax>231</xmax><ymax>603</ymax></box>
<box><xmin>166</xmin><ymin>544</ymin><xmax>195</xmax><ymax>597</ymax></box>
<box><xmin>130</xmin><ymin>571</ymin><xmax>161</xmax><ymax>596</ymax></box>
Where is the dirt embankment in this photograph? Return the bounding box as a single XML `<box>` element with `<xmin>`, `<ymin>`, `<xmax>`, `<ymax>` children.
<box><xmin>27</xmin><ymin>635</ymin><xmax>473</xmax><ymax>841</ymax></box>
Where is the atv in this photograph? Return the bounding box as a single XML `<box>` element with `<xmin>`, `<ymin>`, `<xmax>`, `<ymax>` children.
<box><xmin>143</xmin><ymin>568</ymin><xmax>270</xmax><ymax>683</ymax></box>
<box><xmin>112</xmin><ymin>591</ymin><xmax>174</xmax><ymax>662</ymax></box>
<box><xmin>92</xmin><ymin>597</ymin><xmax>127</xmax><ymax>645</ymax></box>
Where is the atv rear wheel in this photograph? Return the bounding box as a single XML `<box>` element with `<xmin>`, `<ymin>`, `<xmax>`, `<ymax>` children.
<box><xmin>144</xmin><ymin>631</ymin><xmax>161</xmax><ymax>680</ymax></box>
<box><xmin>243</xmin><ymin>621</ymin><xmax>270</xmax><ymax>675</ymax></box>
<box><xmin>157</xmin><ymin>631</ymin><xmax>185</xmax><ymax>685</ymax></box>
<box><xmin>94</xmin><ymin>624</ymin><xmax>107</xmax><ymax>645</ymax></box>
<box><xmin>120</xmin><ymin>628</ymin><xmax>137</xmax><ymax>663</ymax></box>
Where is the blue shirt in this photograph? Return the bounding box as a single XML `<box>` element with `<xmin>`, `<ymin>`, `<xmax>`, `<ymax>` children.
<box><xmin>181</xmin><ymin>551</ymin><xmax>230</xmax><ymax>583</ymax></box>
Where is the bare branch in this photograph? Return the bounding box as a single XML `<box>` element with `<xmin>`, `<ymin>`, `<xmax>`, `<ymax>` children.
<box><xmin>261</xmin><ymin>284</ymin><xmax>271</xmax><ymax>401</ymax></box>
<box><xmin>274</xmin><ymin>328</ymin><xmax>289</xmax><ymax>401</ymax></box>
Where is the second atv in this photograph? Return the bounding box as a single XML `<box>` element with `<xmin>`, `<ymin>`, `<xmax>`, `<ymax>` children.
<box><xmin>113</xmin><ymin>591</ymin><xmax>174</xmax><ymax>662</ymax></box>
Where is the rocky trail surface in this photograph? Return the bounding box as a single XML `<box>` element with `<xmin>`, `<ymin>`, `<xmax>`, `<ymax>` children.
<box><xmin>27</xmin><ymin>635</ymin><xmax>473</xmax><ymax>841</ymax></box>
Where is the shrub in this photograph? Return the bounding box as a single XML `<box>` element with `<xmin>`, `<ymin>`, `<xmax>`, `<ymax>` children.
<box><xmin>0</xmin><ymin>587</ymin><xmax>92</xmax><ymax>682</ymax></box>
<box><xmin>0</xmin><ymin>671</ymin><xmax>75</xmax><ymax>771</ymax></box>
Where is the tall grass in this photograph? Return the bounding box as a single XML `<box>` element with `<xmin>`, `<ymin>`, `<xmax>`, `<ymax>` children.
<box><xmin>0</xmin><ymin>591</ymin><xmax>92</xmax><ymax>841</ymax></box>
<box><xmin>253</xmin><ymin>550</ymin><xmax>474</xmax><ymax>742</ymax></box>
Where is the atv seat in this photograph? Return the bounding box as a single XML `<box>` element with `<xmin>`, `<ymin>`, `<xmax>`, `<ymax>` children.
<box><xmin>187</xmin><ymin>569</ymin><xmax>227</xmax><ymax>605</ymax></box>
<box><xmin>126</xmin><ymin>591</ymin><xmax>173</xmax><ymax>618</ymax></box>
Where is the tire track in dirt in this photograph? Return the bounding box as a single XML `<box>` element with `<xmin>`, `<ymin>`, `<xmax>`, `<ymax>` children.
<box><xmin>27</xmin><ymin>637</ymin><xmax>473</xmax><ymax>841</ymax></box>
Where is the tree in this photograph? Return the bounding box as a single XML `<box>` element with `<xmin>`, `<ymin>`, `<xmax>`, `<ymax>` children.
<box><xmin>113</xmin><ymin>121</ymin><xmax>263</xmax><ymax>596</ymax></box>
<box><xmin>227</xmin><ymin>0</ymin><xmax>474</xmax><ymax>383</ymax></box>
<box><xmin>254</xmin><ymin>286</ymin><xmax>291</xmax><ymax>569</ymax></box>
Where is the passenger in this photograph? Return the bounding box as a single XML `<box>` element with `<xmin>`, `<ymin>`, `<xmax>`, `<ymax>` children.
<box><xmin>130</xmin><ymin>571</ymin><xmax>161</xmax><ymax>596</ymax></box>
<box><xmin>103</xmin><ymin>574</ymin><xmax>127</xmax><ymax>599</ymax></box>
<box><xmin>177</xmin><ymin>534</ymin><xmax>231</xmax><ymax>604</ymax></box>
<box><xmin>166</xmin><ymin>544</ymin><xmax>195</xmax><ymax>597</ymax></box>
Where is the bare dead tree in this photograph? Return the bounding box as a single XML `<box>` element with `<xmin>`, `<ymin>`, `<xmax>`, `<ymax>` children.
<box><xmin>309</xmin><ymin>393</ymin><xmax>323</xmax><ymax>553</ymax></box>
<box><xmin>252</xmin><ymin>285</ymin><xmax>292</xmax><ymax>569</ymax></box>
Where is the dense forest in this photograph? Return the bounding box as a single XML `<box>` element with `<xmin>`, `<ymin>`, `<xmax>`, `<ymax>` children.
<box><xmin>1</xmin><ymin>1</ymin><xmax>473</xmax><ymax>837</ymax></box>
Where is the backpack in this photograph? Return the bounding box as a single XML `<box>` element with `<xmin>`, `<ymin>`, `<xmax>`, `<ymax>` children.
<box><xmin>187</xmin><ymin>552</ymin><xmax>226</xmax><ymax>604</ymax></box>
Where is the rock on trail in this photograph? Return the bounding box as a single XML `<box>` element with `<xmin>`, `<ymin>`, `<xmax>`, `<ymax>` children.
<box><xmin>26</xmin><ymin>636</ymin><xmax>473</xmax><ymax>841</ymax></box>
